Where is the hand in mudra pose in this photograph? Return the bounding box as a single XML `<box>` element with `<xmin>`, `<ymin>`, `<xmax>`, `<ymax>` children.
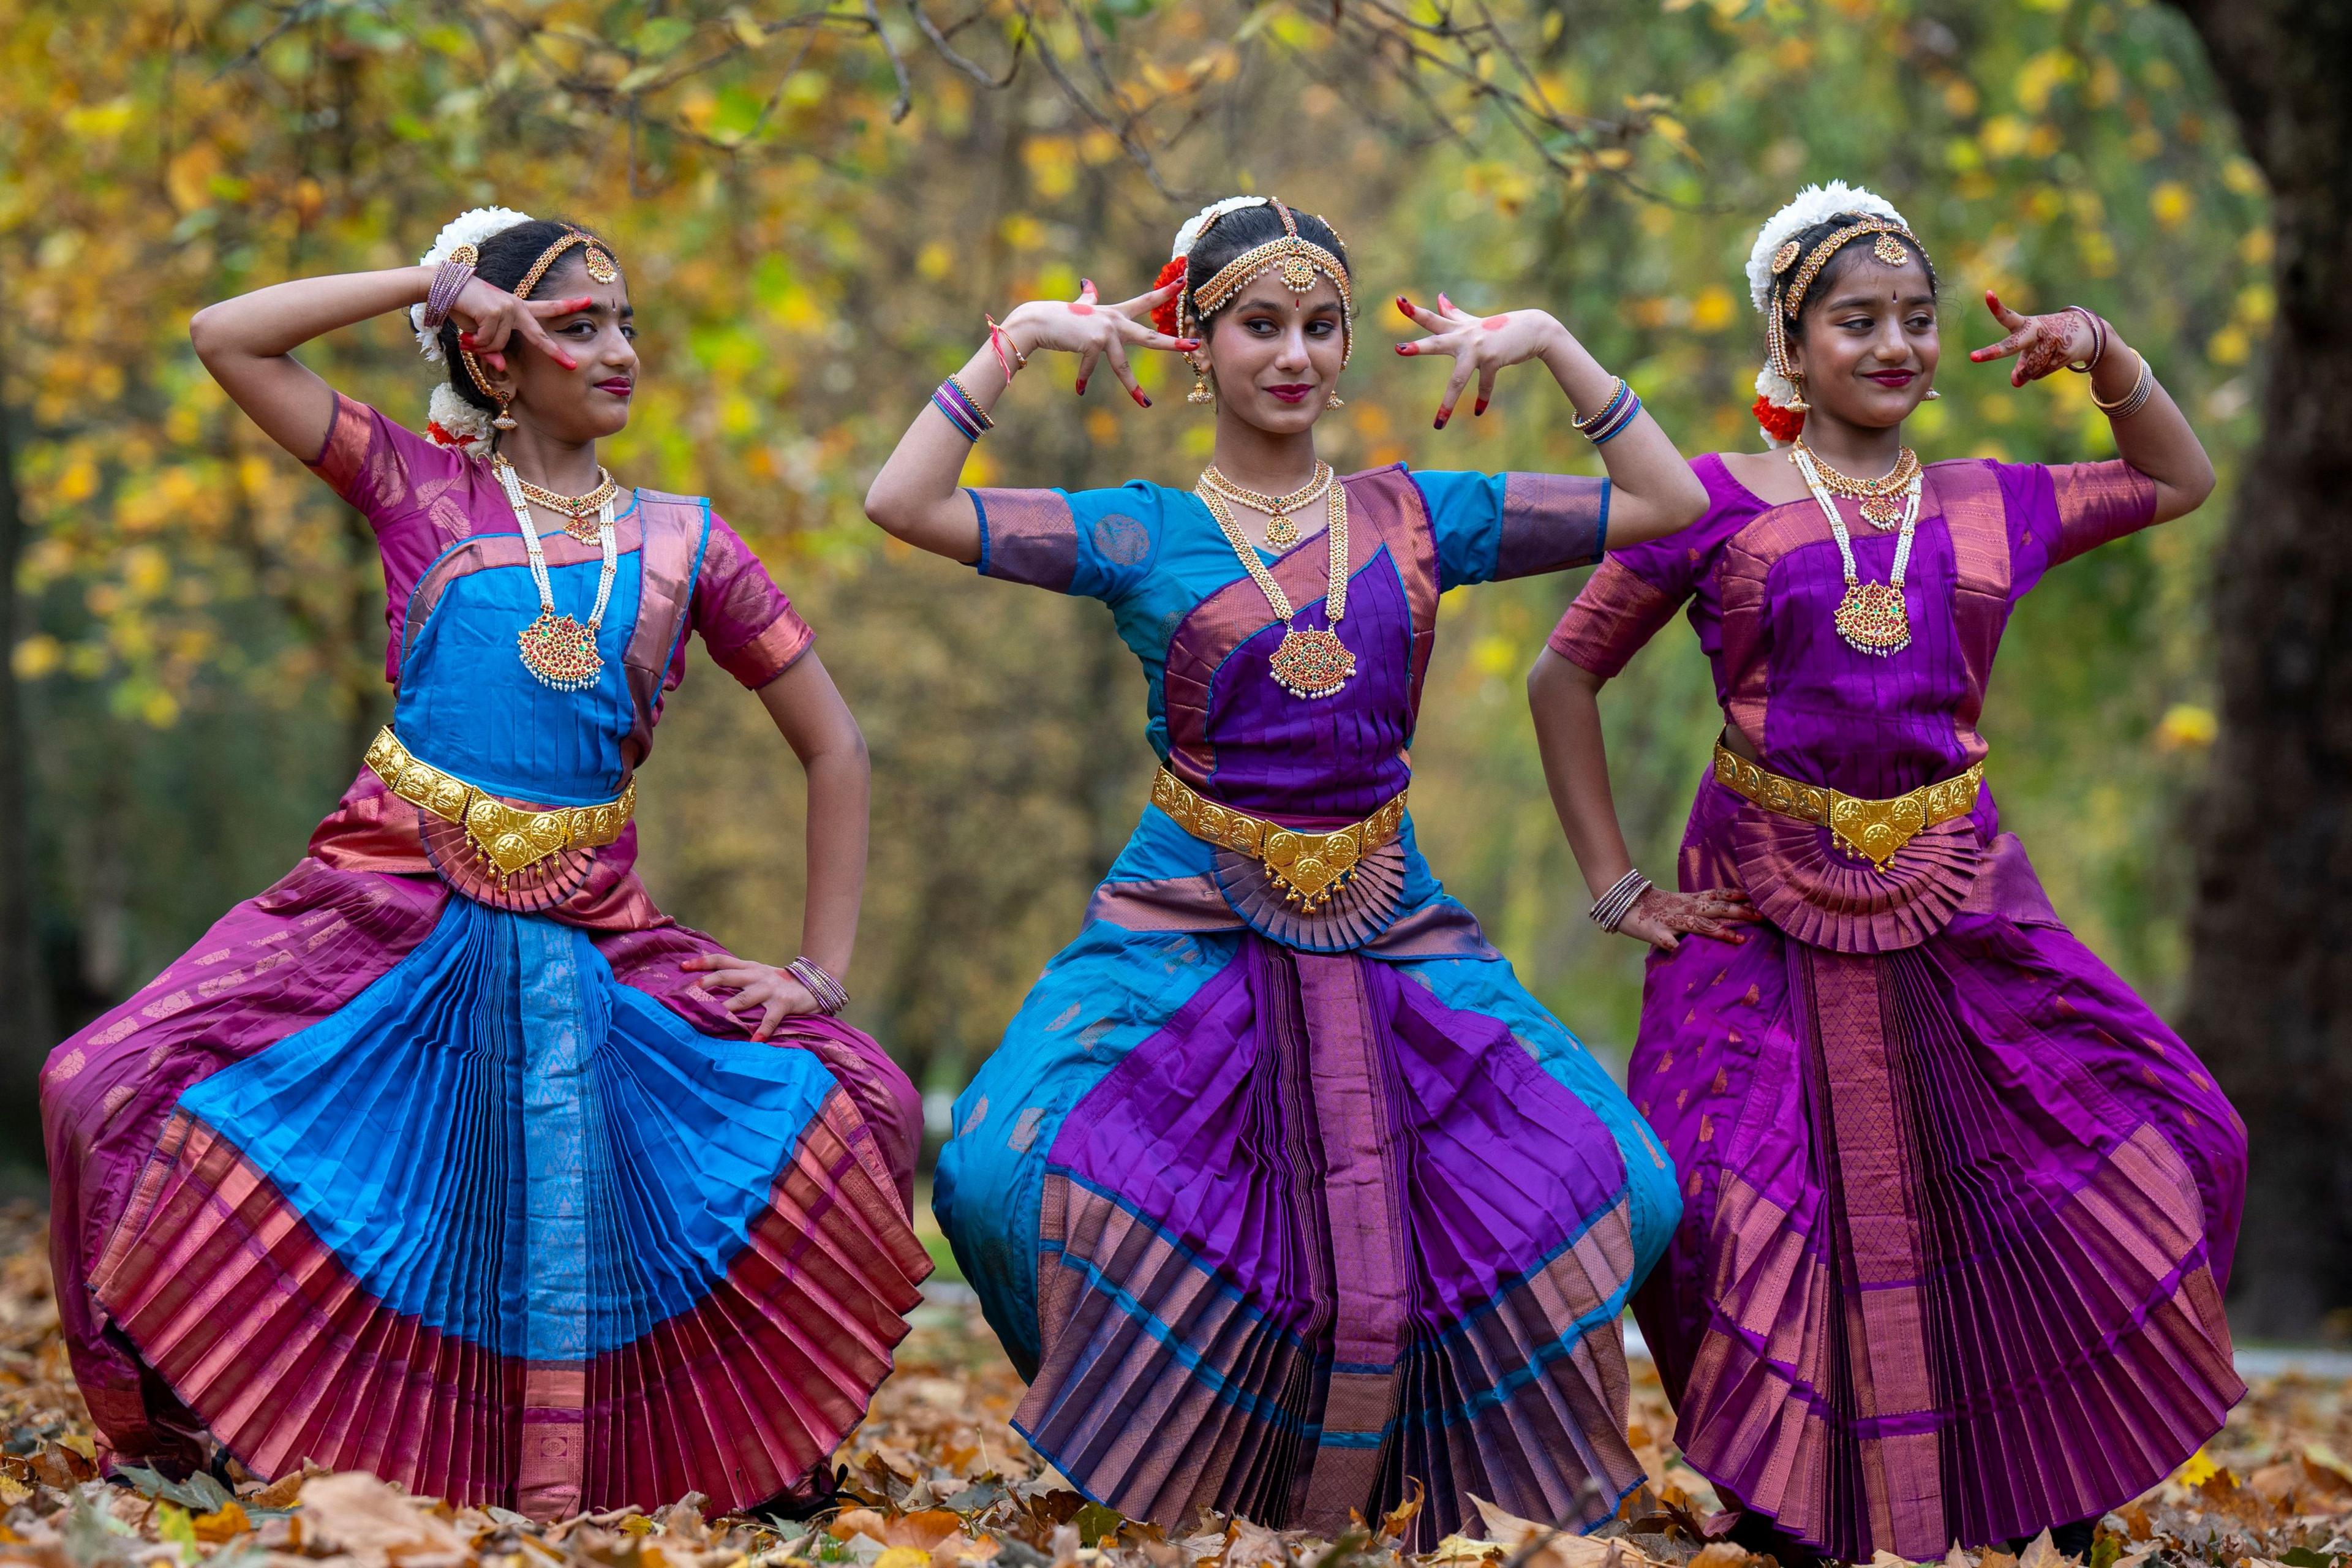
<box><xmin>1968</xmin><ymin>290</ymin><xmax>2106</xmax><ymax>386</ymax></box>
<box><xmin>996</xmin><ymin>278</ymin><xmax>1196</xmax><ymax>405</ymax></box>
<box><xmin>1619</xmin><ymin>884</ymin><xmax>1761</xmax><ymax>952</ymax></box>
<box><xmin>1393</xmin><ymin>293</ymin><xmax>1591</xmax><ymax>427</ymax></box>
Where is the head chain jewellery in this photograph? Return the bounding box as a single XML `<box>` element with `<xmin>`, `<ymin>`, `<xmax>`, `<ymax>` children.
<box><xmin>494</xmin><ymin>455</ymin><xmax>619</xmax><ymax>692</ymax></box>
<box><xmin>456</xmin><ymin>227</ymin><xmax>623</xmax><ymax>432</ymax></box>
<box><xmin>1169</xmin><ymin>197</ymin><xmax>1354</xmax><ymax>405</ymax></box>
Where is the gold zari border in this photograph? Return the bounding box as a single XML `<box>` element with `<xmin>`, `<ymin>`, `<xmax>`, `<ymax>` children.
<box><xmin>1150</xmin><ymin>767</ymin><xmax>1404</xmax><ymax>913</ymax></box>
<box><xmin>1712</xmin><ymin>742</ymin><xmax>1982</xmax><ymax>870</ymax></box>
<box><xmin>364</xmin><ymin>726</ymin><xmax>635</xmax><ymax>881</ymax></box>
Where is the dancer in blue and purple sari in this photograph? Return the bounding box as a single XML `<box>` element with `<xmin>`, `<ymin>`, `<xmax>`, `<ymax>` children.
<box><xmin>866</xmin><ymin>197</ymin><xmax>1711</xmax><ymax>1544</ymax></box>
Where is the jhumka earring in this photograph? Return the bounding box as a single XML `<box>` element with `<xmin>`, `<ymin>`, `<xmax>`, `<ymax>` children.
<box><xmin>1326</xmin><ymin>383</ymin><xmax>1345</xmax><ymax>409</ymax></box>
<box><xmin>492</xmin><ymin>388</ymin><xmax>518</xmax><ymax>430</ymax></box>
<box><xmin>1787</xmin><ymin>372</ymin><xmax>1810</xmax><ymax>413</ymax></box>
<box><xmin>1188</xmin><ymin>359</ymin><xmax>1215</xmax><ymax>405</ymax></box>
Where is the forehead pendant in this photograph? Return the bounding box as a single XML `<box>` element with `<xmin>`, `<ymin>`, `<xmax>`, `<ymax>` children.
<box><xmin>1872</xmin><ymin>232</ymin><xmax>1909</xmax><ymax>266</ymax></box>
<box><xmin>583</xmin><ymin>245</ymin><xmax>619</xmax><ymax>283</ymax></box>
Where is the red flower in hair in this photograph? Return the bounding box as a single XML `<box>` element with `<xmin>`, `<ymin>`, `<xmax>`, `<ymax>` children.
<box><xmin>1751</xmin><ymin>394</ymin><xmax>1806</xmax><ymax>443</ymax></box>
<box><xmin>426</xmin><ymin>420</ymin><xmax>467</xmax><ymax>448</ymax></box>
<box><xmin>1150</xmin><ymin>255</ymin><xmax>1188</xmax><ymax>338</ymax></box>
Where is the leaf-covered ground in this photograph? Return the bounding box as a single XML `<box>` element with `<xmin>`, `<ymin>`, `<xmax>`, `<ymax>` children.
<box><xmin>4</xmin><ymin>1200</ymin><xmax>2348</xmax><ymax>1568</ymax></box>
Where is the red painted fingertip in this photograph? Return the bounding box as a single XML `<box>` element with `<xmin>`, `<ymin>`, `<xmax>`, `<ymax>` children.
<box><xmin>1081</xmin><ymin>277</ymin><xmax>1096</xmax><ymax>295</ymax></box>
<box><xmin>1434</xmin><ymin>411</ymin><xmax>1450</xmax><ymax>429</ymax></box>
<box><xmin>1395</xmin><ymin>295</ymin><xmax>1414</xmax><ymax>318</ymax></box>
<box><xmin>1473</xmin><ymin>397</ymin><xmax>1488</xmax><ymax>417</ymax></box>
<box><xmin>458</xmin><ymin>333</ymin><xmax>477</xmax><ymax>347</ymax></box>
<box><xmin>1075</xmin><ymin>378</ymin><xmax>1088</xmax><ymax>396</ymax></box>
<box><xmin>1131</xmin><ymin>388</ymin><xmax>1152</xmax><ymax>409</ymax></box>
<box><xmin>1438</xmin><ymin>292</ymin><xmax>1455</xmax><ymax>313</ymax></box>
<box><xmin>1395</xmin><ymin>343</ymin><xmax>1415</xmax><ymax>356</ymax></box>
<box><xmin>1175</xmin><ymin>339</ymin><xmax>1200</xmax><ymax>350</ymax></box>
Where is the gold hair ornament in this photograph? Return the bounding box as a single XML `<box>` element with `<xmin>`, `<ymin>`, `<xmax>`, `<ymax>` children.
<box><xmin>1181</xmin><ymin>200</ymin><xmax>1354</xmax><ymax>368</ymax></box>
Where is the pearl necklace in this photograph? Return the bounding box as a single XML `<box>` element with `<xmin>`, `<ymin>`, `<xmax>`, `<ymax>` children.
<box><xmin>1790</xmin><ymin>443</ymin><xmax>1920</xmax><ymax>657</ymax></box>
<box><xmin>495</xmin><ymin>457</ymin><xmax>618</xmax><ymax>692</ymax></box>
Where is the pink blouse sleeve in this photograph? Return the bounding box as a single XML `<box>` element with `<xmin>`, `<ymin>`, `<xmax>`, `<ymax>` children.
<box><xmin>2046</xmin><ymin>459</ymin><xmax>2159</xmax><ymax>568</ymax></box>
<box><xmin>305</xmin><ymin>393</ymin><xmax>483</xmax><ymax>680</ymax></box>
<box><xmin>1545</xmin><ymin>555</ymin><xmax>1693</xmax><ymax>680</ymax></box>
<box><xmin>690</xmin><ymin>513</ymin><xmax>814</xmax><ymax>689</ymax></box>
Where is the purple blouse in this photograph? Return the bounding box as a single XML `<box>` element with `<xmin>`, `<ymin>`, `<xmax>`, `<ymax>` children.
<box><xmin>1548</xmin><ymin>453</ymin><xmax>2157</xmax><ymax>799</ymax></box>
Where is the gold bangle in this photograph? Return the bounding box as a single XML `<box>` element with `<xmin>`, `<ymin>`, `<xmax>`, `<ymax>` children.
<box><xmin>2091</xmin><ymin>354</ymin><xmax>2154</xmax><ymax>418</ymax></box>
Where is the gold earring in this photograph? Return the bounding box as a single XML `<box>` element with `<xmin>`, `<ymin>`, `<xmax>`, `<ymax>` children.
<box><xmin>1923</xmin><ymin>386</ymin><xmax>1941</xmax><ymax>400</ymax></box>
<box><xmin>1787</xmin><ymin>371</ymin><xmax>1810</xmax><ymax>413</ymax></box>
<box><xmin>1188</xmin><ymin>360</ymin><xmax>1215</xmax><ymax>405</ymax></box>
<box><xmin>1326</xmin><ymin>386</ymin><xmax>1345</xmax><ymax>409</ymax></box>
<box><xmin>492</xmin><ymin>389</ymin><xmax>518</xmax><ymax>431</ymax></box>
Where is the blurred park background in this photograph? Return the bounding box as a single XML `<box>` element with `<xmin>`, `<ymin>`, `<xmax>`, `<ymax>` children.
<box><xmin>4</xmin><ymin>0</ymin><xmax>2344</xmax><ymax>1334</ymax></box>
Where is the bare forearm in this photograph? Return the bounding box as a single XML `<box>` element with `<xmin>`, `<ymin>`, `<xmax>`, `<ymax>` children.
<box><xmin>192</xmin><ymin>267</ymin><xmax>432</xmax><ymax>362</ymax></box>
<box><xmin>2096</xmin><ymin>326</ymin><xmax>2214</xmax><ymax>522</ymax></box>
<box><xmin>1539</xmin><ymin>328</ymin><xmax>1706</xmax><ymax>546</ymax></box>
<box><xmin>797</xmin><ymin>744</ymin><xmax>869</xmax><ymax>978</ymax></box>
<box><xmin>861</xmin><ymin>336</ymin><xmax>1011</xmax><ymax>562</ymax></box>
<box><xmin>1528</xmin><ymin>650</ymin><xmax>1639</xmax><ymax>899</ymax></box>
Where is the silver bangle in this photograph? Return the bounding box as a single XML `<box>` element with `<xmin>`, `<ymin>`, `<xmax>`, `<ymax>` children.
<box><xmin>786</xmin><ymin>957</ymin><xmax>850</xmax><ymax>1017</ymax></box>
<box><xmin>1588</xmin><ymin>869</ymin><xmax>1653</xmax><ymax>934</ymax></box>
<box><xmin>2092</xmin><ymin>354</ymin><xmax>2155</xmax><ymax>420</ymax></box>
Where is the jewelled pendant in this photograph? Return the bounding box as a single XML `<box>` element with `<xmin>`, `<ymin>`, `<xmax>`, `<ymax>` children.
<box><xmin>1265</xmin><ymin>512</ymin><xmax>1299</xmax><ymax>548</ymax></box>
<box><xmin>1858</xmin><ymin>492</ymin><xmax>1907</xmax><ymax>529</ymax></box>
<box><xmin>1834</xmin><ymin>581</ymin><xmax>1911</xmax><ymax>655</ymax></box>
<box><xmin>1268</xmin><ymin>627</ymin><xmax>1356</xmax><ymax>698</ymax></box>
<box><xmin>518</xmin><ymin>612</ymin><xmax>605</xmax><ymax>691</ymax></box>
<box><xmin>562</xmin><ymin>516</ymin><xmax>603</xmax><ymax>546</ymax></box>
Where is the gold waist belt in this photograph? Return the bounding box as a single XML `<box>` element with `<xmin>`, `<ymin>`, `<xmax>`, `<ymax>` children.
<box><xmin>1713</xmin><ymin>742</ymin><xmax>1984</xmax><ymax>870</ymax></box>
<box><xmin>365</xmin><ymin>726</ymin><xmax>635</xmax><ymax>881</ymax></box>
<box><xmin>1150</xmin><ymin>767</ymin><xmax>1405</xmax><ymax>913</ymax></box>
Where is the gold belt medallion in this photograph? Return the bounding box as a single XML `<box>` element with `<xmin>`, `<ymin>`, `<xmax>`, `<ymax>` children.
<box><xmin>364</xmin><ymin>726</ymin><xmax>635</xmax><ymax>883</ymax></box>
<box><xmin>1150</xmin><ymin>768</ymin><xmax>1405</xmax><ymax>912</ymax></box>
<box><xmin>1712</xmin><ymin>742</ymin><xmax>1983</xmax><ymax>870</ymax></box>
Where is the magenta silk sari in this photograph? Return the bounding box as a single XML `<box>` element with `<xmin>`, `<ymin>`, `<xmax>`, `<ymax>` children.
<box><xmin>40</xmin><ymin>398</ymin><xmax>927</xmax><ymax>1516</ymax></box>
<box><xmin>1547</xmin><ymin>455</ymin><xmax>2245</xmax><ymax>1559</ymax></box>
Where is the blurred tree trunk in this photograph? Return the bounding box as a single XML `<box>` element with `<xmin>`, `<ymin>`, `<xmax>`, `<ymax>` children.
<box><xmin>2171</xmin><ymin>0</ymin><xmax>2352</xmax><ymax>1338</ymax></box>
<box><xmin>0</xmin><ymin>377</ymin><xmax>52</xmax><ymax>1159</ymax></box>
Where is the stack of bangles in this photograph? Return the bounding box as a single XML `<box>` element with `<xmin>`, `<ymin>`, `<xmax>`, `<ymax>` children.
<box><xmin>932</xmin><ymin>374</ymin><xmax>993</xmax><ymax>442</ymax></box>
<box><xmin>2063</xmin><ymin>304</ymin><xmax>2157</xmax><ymax>420</ymax></box>
<box><xmin>419</xmin><ymin>246</ymin><xmax>479</xmax><ymax>336</ymax></box>
<box><xmin>1574</xmin><ymin>377</ymin><xmax>1642</xmax><ymax>445</ymax></box>
<box><xmin>786</xmin><ymin>956</ymin><xmax>851</xmax><ymax>1017</ymax></box>
<box><xmin>1588</xmin><ymin>867</ymin><xmax>1653</xmax><ymax>933</ymax></box>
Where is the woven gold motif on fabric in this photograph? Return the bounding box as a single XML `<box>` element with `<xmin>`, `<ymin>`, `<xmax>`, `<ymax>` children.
<box><xmin>365</xmin><ymin>727</ymin><xmax>635</xmax><ymax>881</ymax></box>
<box><xmin>1713</xmin><ymin>742</ymin><xmax>1982</xmax><ymax>871</ymax></box>
<box><xmin>1151</xmin><ymin>768</ymin><xmax>1405</xmax><ymax>912</ymax></box>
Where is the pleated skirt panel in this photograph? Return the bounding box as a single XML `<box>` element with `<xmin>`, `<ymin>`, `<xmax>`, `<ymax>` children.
<box><xmin>940</xmin><ymin>929</ymin><xmax>1675</xmax><ymax>1548</ymax></box>
<box><xmin>89</xmin><ymin>897</ymin><xmax>929</xmax><ymax>1518</ymax></box>
<box><xmin>1629</xmin><ymin>909</ymin><xmax>2245</xmax><ymax>1561</ymax></box>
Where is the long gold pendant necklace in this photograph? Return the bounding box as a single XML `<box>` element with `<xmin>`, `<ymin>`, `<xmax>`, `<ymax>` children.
<box><xmin>1196</xmin><ymin>477</ymin><xmax>1356</xmax><ymax>699</ymax></box>
<box><xmin>508</xmin><ymin>466</ymin><xmax>622</xmax><ymax>545</ymax></box>
<box><xmin>1790</xmin><ymin>442</ymin><xmax>1921</xmax><ymax>656</ymax></box>
<box><xmin>1197</xmin><ymin>461</ymin><xmax>1333</xmax><ymax>549</ymax></box>
<box><xmin>496</xmin><ymin>456</ymin><xmax>619</xmax><ymax>692</ymax></box>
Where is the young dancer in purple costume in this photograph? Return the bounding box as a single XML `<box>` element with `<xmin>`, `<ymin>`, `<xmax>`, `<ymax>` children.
<box><xmin>1528</xmin><ymin>181</ymin><xmax>2245</xmax><ymax>1563</ymax></box>
<box><xmin>867</xmin><ymin>195</ymin><xmax>1711</xmax><ymax>1546</ymax></box>
<box><xmin>40</xmin><ymin>209</ymin><xmax>928</xmax><ymax>1519</ymax></box>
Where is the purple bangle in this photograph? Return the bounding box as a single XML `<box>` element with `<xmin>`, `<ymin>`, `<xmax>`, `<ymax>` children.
<box><xmin>932</xmin><ymin>386</ymin><xmax>986</xmax><ymax>442</ymax></box>
<box><xmin>421</xmin><ymin>246</ymin><xmax>479</xmax><ymax>335</ymax></box>
<box><xmin>786</xmin><ymin>957</ymin><xmax>850</xmax><ymax>1017</ymax></box>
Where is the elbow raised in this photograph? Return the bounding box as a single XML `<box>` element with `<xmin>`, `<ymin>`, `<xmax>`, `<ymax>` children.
<box><xmin>187</xmin><ymin>303</ymin><xmax>227</xmax><ymax>364</ymax></box>
<box><xmin>861</xmin><ymin>476</ymin><xmax>907</xmax><ymax>538</ymax></box>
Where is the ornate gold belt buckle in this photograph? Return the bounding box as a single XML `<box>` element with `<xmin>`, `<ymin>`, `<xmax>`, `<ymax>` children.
<box><xmin>1828</xmin><ymin>790</ymin><xmax>1929</xmax><ymax>869</ymax></box>
<box><xmin>1261</xmin><ymin>826</ymin><xmax>1361</xmax><ymax>911</ymax></box>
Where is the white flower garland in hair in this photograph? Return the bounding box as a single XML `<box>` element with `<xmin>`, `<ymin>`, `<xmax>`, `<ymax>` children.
<box><xmin>1744</xmin><ymin>180</ymin><xmax>1907</xmax><ymax>314</ymax></box>
<box><xmin>424</xmin><ymin>383</ymin><xmax>496</xmax><ymax>459</ymax></box>
<box><xmin>1171</xmin><ymin>195</ymin><xmax>1268</xmax><ymax>260</ymax></box>
<box><xmin>409</xmin><ymin>205</ymin><xmax>535</xmax><ymax>359</ymax></box>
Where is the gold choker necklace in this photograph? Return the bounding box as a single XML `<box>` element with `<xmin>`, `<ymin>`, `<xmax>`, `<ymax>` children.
<box><xmin>1197</xmin><ymin>462</ymin><xmax>1333</xmax><ymax>548</ymax></box>
<box><xmin>1195</xmin><ymin>478</ymin><xmax>1355</xmax><ymax>699</ymax></box>
<box><xmin>1789</xmin><ymin>439</ymin><xmax>1920</xmax><ymax>530</ymax></box>
<box><xmin>508</xmin><ymin>466</ymin><xmax>622</xmax><ymax>545</ymax></box>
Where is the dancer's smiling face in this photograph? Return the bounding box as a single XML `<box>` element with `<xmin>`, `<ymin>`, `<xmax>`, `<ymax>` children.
<box><xmin>483</xmin><ymin>255</ymin><xmax>641</xmax><ymax>445</ymax></box>
<box><xmin>1787</xmin><ymin>248</ymin><xmax>1941</xmax><ymax>432</ymax></box>
<box><xmin>1199</xmin><ymin>275</ymin><xmax>1348</xmax><ymax>437</ymax></box>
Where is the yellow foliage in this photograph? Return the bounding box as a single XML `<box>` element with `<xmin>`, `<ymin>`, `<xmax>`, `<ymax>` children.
<box><xmin>1689</xmin><ymin>285</ymin><xmax>1736</xmax><ymax>334</ymax></box>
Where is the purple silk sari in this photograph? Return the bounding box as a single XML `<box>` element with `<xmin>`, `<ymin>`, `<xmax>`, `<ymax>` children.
<box><xmin>42</xmin><ymin>398</ymin><xmax>926</xmax><ymax>1515</ymax></box>
<box><xmin>1547</xmin><ymin>454</ymin><xmax>2245</xmax><ymax>1559</ymax></box>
